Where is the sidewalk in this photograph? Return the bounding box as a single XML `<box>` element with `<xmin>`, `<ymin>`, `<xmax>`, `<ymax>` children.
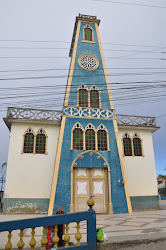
<box><xmin>0</xmin><ymin>201</ymin><xmax>166</xmax><ymax>249</ymax></box>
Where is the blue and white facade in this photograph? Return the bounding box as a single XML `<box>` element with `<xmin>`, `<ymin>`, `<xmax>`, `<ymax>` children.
<box><xmin>3</xmin><ymin>15</ymin><xmax>159</xmax><ymax>214</ymax></box>
<box><xmin>48</xmin><ymin>14</ymin><xmax>132</xmax><ymax>215</ymax></box>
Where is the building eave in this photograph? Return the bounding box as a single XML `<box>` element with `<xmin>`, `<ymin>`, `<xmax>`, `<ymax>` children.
<box><xmin>4</xmin><ymin>118</ymin><xmax>160</xmax><ymax>133</ymax></box>
<box><xmin>3</xmin><ymin>118</ymin><xmax>61</xmax><ymax>131</ymax></box>
<box><xmin>117</xmin><ymin>125</ymin><xmax>160</xmax><ymax>133</ymax></box>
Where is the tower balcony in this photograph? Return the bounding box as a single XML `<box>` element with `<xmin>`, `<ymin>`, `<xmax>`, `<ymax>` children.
<box><xmin>4</xmin><ymin>107</ymin><xmax>158</xmax><ymax>131</ymax></box>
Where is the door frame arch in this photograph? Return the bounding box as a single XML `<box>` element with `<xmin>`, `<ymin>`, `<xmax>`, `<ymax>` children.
<box><xmin>70</xmin><ymin>150</ymin><xmax>113</xmax><ymax>214</ymax></box>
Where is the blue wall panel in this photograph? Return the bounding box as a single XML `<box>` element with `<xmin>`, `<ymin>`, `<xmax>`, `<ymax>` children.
<box><xmin>68</xmin><ymin>22</ymin><xmax>110</xmax><ymax>109</ymax></box>
<box><xmin>53</xmin><ymin>20</ymin><xmax>128</xmax><ymax>215</ymax></box>
<box><xmin>53</xmin><ymin>117</ymin><xmax>128</xmax><ymax>214</ymax></box>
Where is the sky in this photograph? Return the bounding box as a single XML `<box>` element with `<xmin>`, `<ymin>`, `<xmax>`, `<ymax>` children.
<box><xmin>0</xmin><ymin>0</ymin><xmax>166</xmax><ymax>175</ymax></box>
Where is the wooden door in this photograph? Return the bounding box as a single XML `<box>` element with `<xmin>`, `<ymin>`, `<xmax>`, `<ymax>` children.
<box><xmin>74</xmin><ymin>168</ymin><xmax>108</xmax><ymax>213</ymax></box>
<box><xmin>92</xmin><ymin>169</ymin><xmax>107</xmax><ymax>213</ymax></box>
<box><xmin>74</xmin><ymin>168</ymin><xmax>89</xmax><ymax>212</ymax></box>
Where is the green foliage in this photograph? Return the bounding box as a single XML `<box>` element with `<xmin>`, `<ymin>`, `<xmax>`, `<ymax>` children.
<box><xmin>158</xmin><ymin>187</ymin><xmax>166</xmax><ymax>196</ymax></box>
<box><xmin>158</xmin><ymin>174</ymin><xmax>166</xmax><ymax>178</ymax></box>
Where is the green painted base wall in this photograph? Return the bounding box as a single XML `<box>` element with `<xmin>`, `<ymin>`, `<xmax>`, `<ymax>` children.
<box><xmin>3</xmin><ymin>196</ymin><xmax>159</xmax><ymax>213</ymax></box>
<box><xmin>4</xmin><ymin>198</ymin><xmax>49</xmax><ymax>213</ymax></box>
<box><xmin>130</xmin><ymin>196</ymin><xmax>159</xmax><ymax>211</ymax></box>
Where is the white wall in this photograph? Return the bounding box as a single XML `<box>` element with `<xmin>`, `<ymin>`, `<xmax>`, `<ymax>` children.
<box><xmin>4</xmin><ymin>122</ymin><xmax>60</xmax><ymax>199</ymax></box>
<box><xmin>118</xmin><ymin>128</ymin><xmax>158</xmax><ymax>197</ymax></box>
<box><xmin>5</xmin><ymin>122</ymin><xmax>158</xmax><ymax>200</ymax></box>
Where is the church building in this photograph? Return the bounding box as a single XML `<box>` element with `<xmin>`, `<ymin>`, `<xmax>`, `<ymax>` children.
<box><xmin>3</xmin><ymin>14</ymin><xmax>159</xmax><ymax>215</ymax></box>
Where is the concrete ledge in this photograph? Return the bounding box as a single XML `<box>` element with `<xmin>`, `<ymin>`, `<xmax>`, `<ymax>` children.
<box><xmin>3</xmin><ymin>198</ymin><xmax>49</xmax><ymax>213</ymax></box>
<box><xmin>130</xmin><ymin>195</ymin><xmax>159</xmax><ymax>211</ymax></box>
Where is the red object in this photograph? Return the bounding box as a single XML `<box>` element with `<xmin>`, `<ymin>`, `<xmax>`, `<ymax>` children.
<box><xmin>46</xmin><ymin>207</ymin><xmax>65</xmax><ymax>248</ymax></box>
<box><xmin>46</xmin><ymin>226</ymin><xmax>54</xmax><ymax>249</ymax></box>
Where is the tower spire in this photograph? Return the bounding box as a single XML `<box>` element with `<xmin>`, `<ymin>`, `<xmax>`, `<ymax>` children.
<box><xmin>48</xmin><ymin>14</ymin><xmax>132</xmax><ymax>216</ymax></box>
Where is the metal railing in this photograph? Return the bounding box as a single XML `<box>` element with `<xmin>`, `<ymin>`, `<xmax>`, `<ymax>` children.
<box><xmin>116</xmin><ymin>114</ymin><xmax>156</xmax><ymax>127</ymax></box>
<box><xmin>7</xmin><ymin>107</ymin><xmax>62</xmax><ymax>122</ymax></box>
<box><xmin>0</xmin><ymin>207</ymin><xmax>96</xmax><ymax>249</ymax></box>
<box><xmin>6</xmin><ymin>107</ymin><xmax>157</xmax><ymax>127</ymax></box>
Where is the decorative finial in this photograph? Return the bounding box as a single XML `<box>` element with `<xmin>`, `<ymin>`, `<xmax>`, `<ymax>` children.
<box><xmin>87</xmin><ymin>196</ymin><xmax>94</xmax><ymax>211</ymax></box>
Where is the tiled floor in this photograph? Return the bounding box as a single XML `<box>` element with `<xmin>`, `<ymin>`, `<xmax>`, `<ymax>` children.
<box><xmin>1</xmin><ymin>203</ymin><xmax>166</xmax><ymax>249</ymax></box>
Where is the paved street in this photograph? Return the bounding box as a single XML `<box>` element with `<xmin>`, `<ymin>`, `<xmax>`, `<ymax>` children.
<box><xmin>0</xmin><ymin>201</ymin><xmax>166</xmax><ymax>249</ymax></box>
<box><xmin>120</xmin><ymin>241</ymin><xmax>166</xmax><ymax>250</ymax></box>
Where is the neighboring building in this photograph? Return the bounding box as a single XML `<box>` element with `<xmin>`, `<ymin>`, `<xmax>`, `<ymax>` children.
<box><xmin>157</xmin><ymin>177</ymin><xmax>166</xmax><ymax>189</ymax></box>
<box><xmin>157</xmin><ymin>177</ymin><xmax>166</xmax><ymax>185</ymax></box>
<box><xmin>3</xmin><ymin>14</ymin><xmax>159</xmax><ymax>214</ymax></box>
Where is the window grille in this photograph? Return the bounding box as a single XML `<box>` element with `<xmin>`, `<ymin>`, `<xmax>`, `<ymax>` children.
<box><xmin>78</xmin><ymin>85</ymin><xmax>88</xmax><ymax>107</ymax></box>
<box><xmin>23</xmin><ymin>128</ymin><xmax>34</xmax><ymax>153</ymax></box>
<box><xmin>36</xmin><ymin>129</ymin><xmax>46</xmax><ymax>154</ymax></box>
<box><xmin>133</xmin><ymin>134</ymin><xmax>142</xmax><ymax>156</ymax></box>
<box><xmin>73</xmin><ymin>128</ymin><xmax>83</xmax><ymax>150</ymax></box>
<box><xmin>78</xmin><ymin>54</ymin><xmax>98</xmax><ymax>71</ymax></box>
<box><xmin>85</xmin><ymin>124</ymin><xmax>95</xmax><ymax>150</ymax></box>
<box><xmin>97</xmin><ymin>124</ymin><xmax>108</xmax><ymax>151</ymax></box>
<box><xmin>90</xmin><ymin>86</ymin><xmax>99</xmax><ymax>108</ymax></box>
<box><xmin>85</xmin><ymin>28</ymin><xmax>92</xmax><ymax>41</ymax></box>
<box><xmin>123</xmin><ymin>134</ymin><xmax>132</xmax><ymax>156</ymax></box>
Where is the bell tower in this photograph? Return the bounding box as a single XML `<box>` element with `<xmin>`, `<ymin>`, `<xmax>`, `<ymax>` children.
<box><xmin>48</xmin><ymin>14</ymin><xmax>132</xmax><ymax>215</ymax></box>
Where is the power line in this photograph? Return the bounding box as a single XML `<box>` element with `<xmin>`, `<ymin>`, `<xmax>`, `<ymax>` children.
<box><xmin>0</xmin><ymin>56</ymin><xmax>164</xmax><ymax>60</ymax></box>
<box><xmin>1</xmin><ymin>67</ymin><xmax>166</xmax><ymax>73</ymax></box>
<box><xmin>157</xmin><ymin>114</ymin><xmax>166</xmax><ymax>119</ymax></box>
<box><xmin>1</xmin><ymin>84</ymin><xmax>166</xmax><ymax>100</ymax></box>
<box><xmin>92</xmin><ymin>0</ymin><xmax>166</xmax><ymax>9</ymax></box>
<box><xmin>0</xmin><ymin>46</ymin><xmax>165</xmax><ymax>54</ymax></box>
<box><xmin>0</xmin><ymin>40</ymin><xmax>165</xmax><ymax>49</ymax></box>
<box><xmin>0</xmin><ymin>73</ymin><xmax>166</xmax><ymax>81</ymax></box>
<box><xmin>1</xmin><ymin>72</ymin><xmax>166</xmax><ymax>80</ymax></box>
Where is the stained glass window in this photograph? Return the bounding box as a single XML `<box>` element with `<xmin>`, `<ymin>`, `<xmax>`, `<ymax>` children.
<box><xmin>79</xmin><ymin>89</ymin><xmax>88</xmax><ymax>107</ymax></box>
<box><xmin>36</xmin><ymin>130</ymin><xmax>46</xmax><ymax>154</ymax></box>
<box><xmin>98</xmin><ymin>130</ymin><xmax>107</xmax><ymax>151</ymax></box>
<box><xmin>23</xmin><ymin>129</ymin><xmax>34</xmax><ymax>153</ymax></box>
<box><xmin>85</xmin><ymin>128</ymin><xmax>95</xmax><ymax>150</ymax></box>
<box><xmin>133</xmin><ymin>134</ymin><xmax>142</xmax><ymax>156</ymax></box>
<box><xmin>73</xmin><ymin>128</ymin><xmax>83</xmax><ymax>150</ymax></box>
<box><xmin>123</xmin><ymin>134</ymin><xmax>132</xmax><ymax>156</ymax></box>
<box><xmin>90</xmin><ymin>89</ymin><xmax>99</xmax><ymax>108</ymax></box>
<box><xmin>85</xmin><ymin>27</ymin><xmax>92</xmax><ymax>41</ymax></box>
<box><xmin>97</xmin><ymin>125</ymin><xmax>108</xmax><ymax>151</ymax></box>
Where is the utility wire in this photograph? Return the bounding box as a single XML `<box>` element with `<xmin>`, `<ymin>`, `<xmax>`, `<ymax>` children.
<box><xmin>0</xmin><ymin>67</ymin><xmax>166</xmax><ymax>73</ymax></box>
<box><xmin>0</xmin><ymin>56</ymin><xmax>164</xmax><ymax>60</ymax></box>
<box><xmin>0</xmin><ymin>40</ymin><xmax>165</xmax><ymax>49</ymax></box>
<box><xmin>1</xmin><ymin>74</ymin><xmax>166</xmax><ymax>81</ymax></box>
<box><xmin>1</xmin><ymin>71</ymin><xmax>166</xmax><ymax>79</ymax></box>
<box><xmin>0</xmin><ymin>47</ymin><xmax>165</xmax><ymax>54</ymax></box>
<box><xmin>92</xmin><ymin>0</ymin><xmax>166</xmax><ymax>9</ymax></box>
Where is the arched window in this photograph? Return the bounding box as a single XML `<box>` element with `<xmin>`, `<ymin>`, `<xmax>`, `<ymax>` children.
<box><xmin>133</xmin><ymin>134</ymin><xmax>142</xmax><ymax>156</ymax></box>
<box><xmin>78</xmin><ymin>84</ymin><xmax>88</xmax><ymax>107</ymax></box>
<box><xmin>23</xmin><ymin>128</ymin><xmax>34</xmax><ymax>153</ymax></box>
<box><xmin>36</xmin><ymin>129</ymin><xmax>46</xmax><ymax>154</ymax></box>
<box><xmin>97</xmin><ymin>124</ymin><xmax>108</xmax><ymax>151</ymax></box>
<box><xmin>123</xmin><ymin>133</ymin><xmax>132</xmax><ymax>156</ymax></box>
<box><xmin>73</xmin><ymin>123</ymin><xmax>84</xmax><ymax>150</ymax></box>
<box><xmin>85</xmin><ymin>124</ymin><xmax>95</xmax><ymax>150</ymax></box>
<box><xmin>83</xmin><ymin>24</ymin><xmax>93</xmax><ymax>41</ymax></box>
<box><xmin>90</xmin><ymin>85</ymin><xmax>99</xmax><ymax>108</ymax></box>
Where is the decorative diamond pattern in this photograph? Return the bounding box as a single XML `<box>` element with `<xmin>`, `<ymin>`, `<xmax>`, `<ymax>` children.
<box><xmin>78</xmin><ymin>54</ymin><xmax>99</xmax><ymax>71</ymax></box>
